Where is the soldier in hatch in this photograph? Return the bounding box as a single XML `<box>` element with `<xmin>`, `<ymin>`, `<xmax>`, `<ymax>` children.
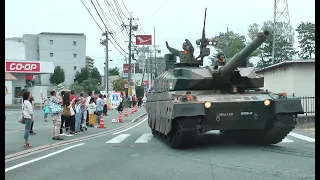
<box><xmin>165</xmin><ymin>39</ymin><xmax>198</xmax><ymax>63</ymax></box>
<box><xmin>216</xmin><ymin>52</ymin><xmax>226</xmax><ymax>66</ymax></box>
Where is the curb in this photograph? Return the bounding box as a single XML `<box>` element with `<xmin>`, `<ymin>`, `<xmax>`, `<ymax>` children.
<box><xmin>132</xmin><ymin>113</ymin><xmax>147</xmax><ymax>123</ymax></box>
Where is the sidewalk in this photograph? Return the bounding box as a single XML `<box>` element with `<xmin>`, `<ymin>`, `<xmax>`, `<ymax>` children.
<box><xmin>5</xmin><ymin>107</ymin><xmax>146</xmax><ymax>156</ymax></box>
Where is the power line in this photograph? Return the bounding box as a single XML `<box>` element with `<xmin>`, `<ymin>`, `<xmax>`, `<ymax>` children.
<box><xmin>146</xmin><ymin>0</ymin><xmax>169</xmax><ymax>23</ymax></box>
<box><xmin>121</xmin><ymin>0</ymin><xmax>131</xmax><ymax>16</ymax></box>
<box><xmin>80</xmin><ymin>0</ymin><xmax>103</xmax><ymax>32</ymax></box>
<box><xmin>90</xmin><ymin>0</ymin><xmax>128</xmax><ymax>55</ymax></box>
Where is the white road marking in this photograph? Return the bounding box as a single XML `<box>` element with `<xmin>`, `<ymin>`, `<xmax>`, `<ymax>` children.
<box><xmin>113</xmin><ymin>117</ymin><xmax>148</xmax><ymax>135</ymax></box>
<box><xmin>281</xmin><ymin>138</ymin><xmax>294</xmax><ymax>143</ymax></box>
<box><xmin>135</xmin><ymin>133</ymin><xmax>153</xmax><ymax>143</ymax></box>
<box><xmin>5</xmin><ymin>143</ymin><xmax>84</xmax><ymax>172</ymax></box>
<box><xmin>106</xmin><ymin>134</ymin><xmax>131</xmax><ymax>144</ymax></box>
<box><xmin>288</xmin><ymin>132</ymin><xmax>315</xmax><ymax>142</ymax></box>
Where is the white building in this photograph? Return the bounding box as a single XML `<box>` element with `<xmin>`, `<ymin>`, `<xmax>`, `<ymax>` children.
<box><xmin>5</xmin><ymin>38</ymin><xmax>54</xmax><ymax>105</ymax></box>
<box><xmin>22</xmin><ymin>32</ymin><xmax>87</xmax><ymax>85</ymax></box>
<box><xmin>256</xmin><ymin>59</ymin><xmax>315</xmax><ymax>116</ymax></box>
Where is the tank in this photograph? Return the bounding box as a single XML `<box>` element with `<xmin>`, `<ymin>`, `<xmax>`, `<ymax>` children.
<box><xmin>145</xmin><ymin>9</ymin><xmax>304</xmax><ymax>149</ymax></box>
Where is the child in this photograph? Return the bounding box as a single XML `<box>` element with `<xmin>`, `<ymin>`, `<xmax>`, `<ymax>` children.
<box><xmin>75</xmin><ymin>97</ymin><xmax>82</xmax><ymax>134</ymax></box>
<box><xmin>88</xmin><ymin>98</ymin><xmax>97</xmax><ymax>127</ymax></box>
<box><xmin>43</xmin><ymin>98</ymin><xmax>49</xmax><ymax>122</ymax></box>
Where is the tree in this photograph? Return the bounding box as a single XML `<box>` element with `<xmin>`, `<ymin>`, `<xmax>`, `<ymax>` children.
<box><xmin>252</xmin><ymin>21</ymin><xmax>297</xmax><ymax>69</ymax></box>
<box><xmin>210</xmin><ymin>29</ymin><xmax>254</xmax><ymax>66</ymax></box>
<box><xmin>80</xmin><ymin>78</ymin><xmax>101</xmax><ymax>93</ymax></box>
<box><xmin>296</xmin><ymin>22</ymin><xmax>315</xmax><ymax>59</ymax></box>
<box><xmin>90</xmin><ymin>67</ymin><xmax>102</xmax><ymax>84</ymax></box>
<box><xmin>109</xmin><ymin>67</ymin><xmax>120</xmax><ymax>76</ymax></box>
<box><xmin>112</xmin><ymin>78</ymin><xmax>126</xmax><ymax>91</ymax></box>
<box><xmin>49</xmin><ymin>66</ymin><xmax>65</xmax><ymax>85</ymax></box>
<box><xmin>75</xmin><ymin>67</ymin><xmax>90</xmax><ymax>84</ymax></box>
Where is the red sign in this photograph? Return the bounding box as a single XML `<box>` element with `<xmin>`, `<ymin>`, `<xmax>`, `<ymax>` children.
<box><xmin>123</xmin><ymin>64</ymin><xmax>135</xmax><ymax>78</ymax></box>
<box><xmin>136</xmin><ymin>35</ymin><xmax>152</xmax><ymax>45</ymax></box>
<box><xmin>6</xmin><ymin>61</ymin><xmax>40</xmax><ymax>73</ymax></box>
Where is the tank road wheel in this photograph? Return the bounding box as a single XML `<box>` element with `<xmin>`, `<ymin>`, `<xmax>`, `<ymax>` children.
<box><xmin>258</xmin><ymin>114</ymin><xmax>296</xmax><ymax>145</ymax></box>
<box><xmin>221</xmin><ymin>114</ymin><xmax>295</xmax><ymax>145</ymax></box>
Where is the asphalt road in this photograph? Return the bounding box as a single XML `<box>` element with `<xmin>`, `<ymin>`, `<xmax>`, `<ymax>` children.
<box><xmin>5</xmin><ymin>107</ymin><xmax>146</xmax><ymax>155</ymax></box>
<box><xmin>5</xmin><ymin>116</ymin><xmax>315</xmax><ymax>180</ymax></box>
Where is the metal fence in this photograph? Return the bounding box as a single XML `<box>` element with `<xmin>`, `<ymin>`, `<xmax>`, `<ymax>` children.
<box><xmin>296</xmin><ymin>96</ymin><xmax>315</xmax><ymax>116</ymax></box>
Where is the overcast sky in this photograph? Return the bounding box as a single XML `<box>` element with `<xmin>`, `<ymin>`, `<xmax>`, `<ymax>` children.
<box><xmin>5</xmin><ymin>0</ymin><xmax>315</xmax><ymax>75</ymax></box>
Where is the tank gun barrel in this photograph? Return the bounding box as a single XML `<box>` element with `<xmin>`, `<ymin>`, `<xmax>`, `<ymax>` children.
<box><xmin>220</xmin><ymin>31</ymin><xmax>270</xmax><ymax>78</ymax></box>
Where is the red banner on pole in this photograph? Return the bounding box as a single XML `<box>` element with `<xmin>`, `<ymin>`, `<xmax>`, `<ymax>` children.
<box><xmin>122</xmin><ymin>64</ymin><xmax>135</xmax><ymax>78</ymax></box>
<box><xmin>135</xmin><ymin>35</ymin><xmax>152</xmax><ymax>45</ymax></box>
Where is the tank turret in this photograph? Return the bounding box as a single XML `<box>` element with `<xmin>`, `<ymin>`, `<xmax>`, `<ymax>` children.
<box><xmin>220</xmin><ymin>31</ymin><xmax>269</xmax><ymax>78</ymax></box>
<box><xmin>154</xmin><ymin>31</ymin><xmax>269</xmax><ymax>93</ymax></box>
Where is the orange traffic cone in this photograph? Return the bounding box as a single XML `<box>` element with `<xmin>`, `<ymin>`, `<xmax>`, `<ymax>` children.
<box><xmin>134</xmin><ymin>105</ymin><xmax>138</xmax><ymax>112</ymax></box>
<box><xmin>124</xmin><ymin>109</ymin><xmax>128</xmax><ymax>117</ymax></box>
<box><xmin>119</xmin><ymin>112</ymin><xmax>123</xmax><ymax>123</ymax></box>
<box><xmin>98</xmin><ymin>115</ymin><xmax>105</xmax><ymax>128</ymax></box>
<box><xmin>130</xmin><ymin>107</ymin><xmax>135</xmax><ymax>114</ymax></box>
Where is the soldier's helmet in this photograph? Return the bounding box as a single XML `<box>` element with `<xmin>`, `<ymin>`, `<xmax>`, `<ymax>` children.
<box><xmin>182</xmin><ymin>39</ymin><xmax>194</xmax><ymax>51</ymax></box>
<box><xmin>216</xmin><ymin>52</ymin><xmax>225</xmax><ymax>59</ymax></box>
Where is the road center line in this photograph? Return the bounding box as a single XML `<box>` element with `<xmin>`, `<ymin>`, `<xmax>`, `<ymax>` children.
<box><xmin>113</xmin><ymin>117</ymin><xmax>148</xmax><ymax>135</ymax></box>
<box><xmin>288</xmin><ymin>132</ymin><xmax>315</xmax><ymax>142</ymax></box>
<box><xmin>5</xmin><ymin>143</ymin><xmax>85</xmax><ymax>172</ymax></box>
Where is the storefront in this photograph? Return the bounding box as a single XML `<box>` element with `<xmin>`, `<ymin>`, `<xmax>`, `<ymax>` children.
<box><xmin>5</xmin><ymin>60</ymin><xmax>54</xmax><ymax>105</ymax></box>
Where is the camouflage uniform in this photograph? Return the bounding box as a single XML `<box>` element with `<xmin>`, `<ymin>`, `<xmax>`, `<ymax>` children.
<box><xmin>166</xmin><ymin>40</ymin><xmax>198</xmax><ymax>63</ymax></box>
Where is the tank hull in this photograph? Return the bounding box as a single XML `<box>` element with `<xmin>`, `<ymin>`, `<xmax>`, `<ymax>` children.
<box><xmin>145</xmin><ymin>90</ymin><xmax>304</xmax><ymax>149</ymax></box>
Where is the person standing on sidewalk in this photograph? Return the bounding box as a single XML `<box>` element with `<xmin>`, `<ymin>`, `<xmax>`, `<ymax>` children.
<box><xmin>69</xmin><ymin>90</ymin><xmax>77</xmax><ymax>134</ymax></box>
<box><xmin>29</xmin><ymin>95</ymin><xmax>36</xmax><ymax>135</ymax></box>
<box><xmin>96</xmin><ymin>94</ymin><xmax>103</xmax><ymax>125</ymax></box>
<box><xmin>22</xmin><ymin>91</ymin><xmax>34</xmax><ymax>147</ymax></box>
<box><xmin>49</xmin><ymin>90</ymin><xmax>64</xmax><ymax>140</ymax></box>
<box><xmin>75</xmin><ymin>97</ymin><xmax>83</xmax><ymax>133</ymax></box>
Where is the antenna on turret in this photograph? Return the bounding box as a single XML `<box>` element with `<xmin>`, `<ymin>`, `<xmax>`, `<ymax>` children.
<box><xmin>195</xmin><ymin>8</ymin><xmax>211</xmax><ymax>66</ymax></box>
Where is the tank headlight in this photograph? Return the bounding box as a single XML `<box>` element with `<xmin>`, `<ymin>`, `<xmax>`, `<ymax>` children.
<box><xmin>204</xmin><ymin>102</ymin><xmax>211</xmax><ymax>108</ymax></box>
<box><xmin>264</xmin><ymin>100</ymin><xmax>271</xmax><ymax>106</ymax></box>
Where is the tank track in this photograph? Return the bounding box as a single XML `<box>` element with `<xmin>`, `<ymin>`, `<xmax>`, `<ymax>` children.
<box><xmin>220</xmin><ymin>113</ymin><xmax>296</xmax><ymax>145</ymax></box>
<box><xmin>152</xmin><ymin>116</ymin><xmax>202</xmax><ymax>149</ymax></box>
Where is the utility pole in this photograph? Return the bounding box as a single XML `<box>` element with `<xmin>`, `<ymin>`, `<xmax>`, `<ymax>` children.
<box><xmin>101</xmin><ymin>30</ymin><xmax>110</xmax><ymax>93</ymax></box>
<box><xmin>127</xmin><ymin>16</ymin><xmax>133</xmax><ymax>95</ymax></box>
<box><xmin>153</xmin><ymin>26</ymin><xmax>157</xmax><ymax>78</ymax></box>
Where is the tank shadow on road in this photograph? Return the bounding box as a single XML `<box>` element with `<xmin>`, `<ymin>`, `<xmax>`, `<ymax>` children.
<box><xmin>153</xmin><ymin>132</ymin><xmax>315</xmax><ymax>158</ymax></box>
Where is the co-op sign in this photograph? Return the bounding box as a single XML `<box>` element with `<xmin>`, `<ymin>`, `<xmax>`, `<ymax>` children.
<box><xmin>5</xmin><ymin>61</ymin><xmax>40</xmax><ymax>73</ymax></box>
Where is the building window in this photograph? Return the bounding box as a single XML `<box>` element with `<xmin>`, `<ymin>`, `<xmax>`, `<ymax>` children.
<box><xmin>73</xmin><ymin>41</ymin><xmax>77</xmax><ymax>46</ymax></box>
<box><xmin>74</xmin><ymin>66</ymin><xmax>77</xmax><ymax>70</ymax></box>
<box><xmin>50</xmin><ymin>53</ymin><xmax>54</xmax><ymax>57</ymax></box>
<box><xmin>73</xmin><ymin>54</ymin><xmax>77</xmax><ymax>58</ymax></box>
<box><xmin>50</xmin><ymin>40</ymin><xmax>53</xmax><ymax>45</ymax></box>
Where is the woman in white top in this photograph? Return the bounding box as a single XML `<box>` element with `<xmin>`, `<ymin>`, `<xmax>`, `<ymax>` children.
<box><xmin>22</xmin><ymin>91</ymin><xmax>34</xmax><ymax>148</ymax></box>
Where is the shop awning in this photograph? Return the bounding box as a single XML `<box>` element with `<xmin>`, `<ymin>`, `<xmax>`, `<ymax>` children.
<box><xmin>5</xmin><ymin>72</ymin><xmax>17</xmax><ymax>80</ymax></box>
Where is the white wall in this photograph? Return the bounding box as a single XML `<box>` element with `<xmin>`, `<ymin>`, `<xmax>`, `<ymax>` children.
<box><xmin>260</xmin><ymin>64</ymin><xmax>294</xmax><ymax>94</ymax></box>
<box><xmin>5</xmin><ymin>81</ymin><xmax>13</xmax><ymax>105</ymax></box>
<box><xmin>5</xmin><ymin>39</ymin><xmax>26</xmax><ymax>60</ymax></box>
<box><xmin>292</xmin><ymin>63</ymin><xmax>315</xmax><ymax>97</ymax></box>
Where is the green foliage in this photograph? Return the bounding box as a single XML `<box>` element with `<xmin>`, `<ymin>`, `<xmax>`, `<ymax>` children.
<box><xmin>81</xmin><ymin>78</ymin><xmax>100</xmax><ymax>92</ymax></box>
<box><xmin>112</xmin><ymin>78</ymin><xmax>126</xmax><ymax>91</ymax></box>
<box><xmin>135</xmin><ymin>86</ymin><xmax>144</xmax><ymax>98</ymax></box>
<box><xmin>49</xmin><ymin>66</ymin><xmax>65</xmax><ymax>85</ymax></box>
<box><xmin>210</xmin><ymin>29</ymin><xmax>255</xmax><ymax>66</ymax></box>
<box><xmin>90</xmin><ymin>67</ymin><xmax>102</xmax><ymax>84</ymax></box>
<box><xmin>250</xmin><ymin>21</ymin><xmax>297</xmax><ymax>69</ymax></box>
<box><xmin>75</xmin><ymin>67</ymin><xmax>90</xmax><ymax>84</ymax></box>
<box><xmin>295</xmin><ymin>22</ymin><xmax>315</xmax><ymax>59</ymax></box>
<box><xmin>109</xmin><ymin>67</ymin><xmax>120</xmax><ymax>76</ymax></box>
